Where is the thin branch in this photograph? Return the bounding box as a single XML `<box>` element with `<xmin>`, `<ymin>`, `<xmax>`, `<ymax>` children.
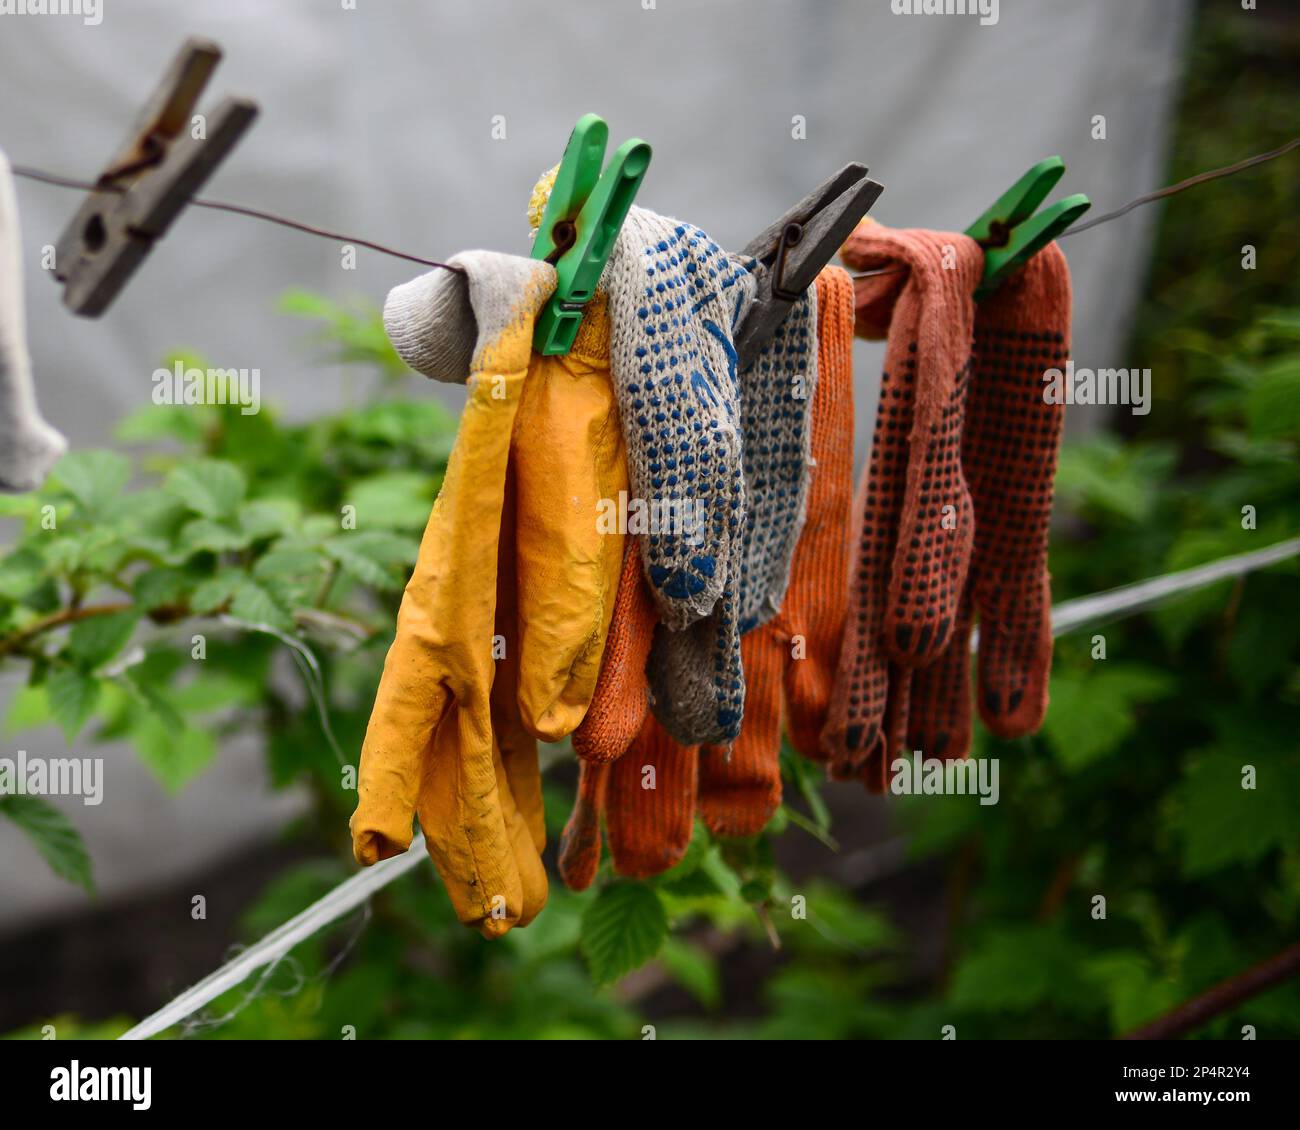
<box><xmin>0</xmin><ymin>601</ymin><xmax>133</xmax><ymax>656</ymax></box>
<box><xmin>1120</xmin><ymin>941</ymin><xmax>1300</xmax><ymax>1040</ymax></box>
<box><xmin>1037</xmin><ymin>852</ymin><xmax>1082</xmax><ymax>922</ymax></box>
<box><xmin>0</xmin><ymin>596</ymin><xmax>376</xmax><ymax>657</ymax></box>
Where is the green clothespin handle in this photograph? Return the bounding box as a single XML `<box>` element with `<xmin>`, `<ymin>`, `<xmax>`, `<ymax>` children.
<box><xmin>530</xmin><ymin>114</ymin><xmax>652</xmax><ymax>355</ymax></box>
<box><xmin>966</xmin><ymin>157</ymin><xmax>1090</xmax><ymax>300</ymax></box>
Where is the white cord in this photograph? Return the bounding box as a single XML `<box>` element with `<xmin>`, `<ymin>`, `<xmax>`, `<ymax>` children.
<box><xmin>1048</xmin><ymin>535</ymin><xmax>1300</xmax><ymax>636</ymax></box>
<box><xmin>119</xmin><ymin>535</ymin><xmax>1300</xmax><ymax>1041</ymax></box>
<box><xmin>118</xmin><ymin>835</ymin><xmax>427</xmax><ymax>1041</ymax></box>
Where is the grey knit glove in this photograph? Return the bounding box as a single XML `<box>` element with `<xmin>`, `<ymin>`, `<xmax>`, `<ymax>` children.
<box><xmin>647</xmin><ymin>275</ymin><xmax>818</xmax><ymax>746</ymax></box>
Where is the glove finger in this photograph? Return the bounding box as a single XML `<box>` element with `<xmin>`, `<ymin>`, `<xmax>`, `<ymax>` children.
<box><xmin>698</xmin><ymin>625</ymin><xmax>785</xmax><ymax>837</ymax></box>
<box><xmin>606</xmin><ymin>713</ymin><xmax>697</xmax><ymax>878</ymax></box>
<box><xmin>839</xmin><ymin>220</ymin><xmax>906</xmax><ymax>339</ymax></box>
<box><xmin>647</xmin><ymin>602</ymin><xmax>744</xmax><ymax>747</ymax></box>
<box><xmin>908</xmin><ymin>602</ymin><xmax>975</xmax><ymax>760</ymax></box>
<box><xmin>977</xmin><ymin>573</ymin><xmax>1054</xmax><ymax>738</ymax></box>
<box><xmin>494</xmin><ymin>741</ymin><xmax>549</xmax><ymax>930</ymax></box>
<box><xmin>822</xmin><ymin>468</ymin><xmax>890</xmax><ymax>774</ymax></box>
<box><xmin>558</xmin><ymin>759</ymin><xmax>609</xmax><ymax>892</ymax></box>
<box><xmin>573</xmin><ymin>536</ymin><xmax>656</xmax><ymax>763</ymax></box>
<box><xmin>417</xmin><ymin>712</ymin><xmax>524</xmax><ymax>938</ymax></box>
<box><xmin>858</xmin><ymin>662</ymin><xmax>911</xmax><ymax>794</ymax></box>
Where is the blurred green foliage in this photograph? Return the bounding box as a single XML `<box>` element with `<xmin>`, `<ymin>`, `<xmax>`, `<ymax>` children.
<box><xmin>2</xmin><ymin>1</ymin><xmax>1297</xmax><ymax>1040</ymax></box>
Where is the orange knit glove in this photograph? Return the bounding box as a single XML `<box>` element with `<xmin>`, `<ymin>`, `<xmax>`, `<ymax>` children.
<box><xmin>822</xmin><ymin>224</ymin><xmax>983</xmax><ymax>780</ymax></box>
<box><xmin>698</xmin><ymin>265</ymin><xmax>857</xmax><ymax>826</ymax></box>
<box><xmin>908</xmin><ymin>242</ymin><xmax>1070</xmax><ymax>759</ymax></box>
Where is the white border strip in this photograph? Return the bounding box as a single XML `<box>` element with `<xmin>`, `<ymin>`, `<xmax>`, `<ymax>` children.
<box><xmin>119</xmin><ymin>537</ymin><xmax>1300</xmax><ymax>1041</ymax></box>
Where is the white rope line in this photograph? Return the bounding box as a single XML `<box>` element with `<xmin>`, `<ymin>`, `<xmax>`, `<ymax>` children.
<box><xmin>119</xmin><ymin>535</ymin><xmax>1300</xmax><ymax>1041</ymax></box>
<box><xmin>1047</xmin><ymin>535</ymin><xmax>1300</xmax><ymax>636</ymax></box>
<box><xmin>118</xmin><ymin>835</ymin><xmax>427</xmax><ymax>1041</ymax></box>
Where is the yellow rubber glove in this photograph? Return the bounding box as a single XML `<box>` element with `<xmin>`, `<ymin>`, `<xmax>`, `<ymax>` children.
<box><xmin>351</xmin><ymin>258</ymin><xmax>555</xmax><ymax>937</ymax></box>
<box><xmin>512</xmin><ymin>291</ymin><xmax>627</xmax><ymax>740</ymax></box>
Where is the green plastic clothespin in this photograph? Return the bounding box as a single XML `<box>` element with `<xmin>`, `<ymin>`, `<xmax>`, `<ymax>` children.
<box><xmin>530</xmin><ymin>113</ymin><xmax>652</xmax><ymax>355</ymax></box>
<box><xmin>965</xmin><ymin>157</ymin><xmax>1090</xmax><ymax>300</ymax></box>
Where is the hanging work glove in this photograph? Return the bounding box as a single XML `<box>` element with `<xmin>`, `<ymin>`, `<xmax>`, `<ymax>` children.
<box><xmin>355</xmin><ymin>251</ymin><xmax>627</xmax><ymax>934</ymax></box>
<box><xmin>645</xmin><ymin>275</ymin><xmax>818</xmax><ymax>746</ymax></box>
<box><xmin>559</xmin><ymin>267</ymin><xmax>856</xmax><ymax>883</ymax></box>
<box><xmin>387</xmin><ymin>255</ymin><xmax>629</xmax><ymax>744</ymax></box>
<box><xmin>603</xmin><ymin>208</ymin><xmax>755</xmax><ymax>631</ymax></box>
<box><xmin>907</xmin><ymin>242</ymin><xmax>1070</xmax><ymax>759</ymax></box>
<box><xmin>821</xmin><ymin>223</ymin><xmax>983</xmax><ymax>784</ymax></box>
<box><xmin>352</xmin><ymin>254</ymin><xmax>556</xmax><ymax>936</ymax></box>
<box><xmin>0</xmin><ymin>148</ymin><xmax>66</xmax><ymax>492</ymax></box>
<box><xmin>699</xmin><ymin>265</ymin><xmax>856</xmax><ymax>830</ymax></box>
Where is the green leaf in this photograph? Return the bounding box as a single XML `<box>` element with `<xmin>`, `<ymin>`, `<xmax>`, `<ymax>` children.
<box><xmin>252</xmin><ymin>546</ymin><xmax>330</xmax><ymax>607</ymax></box>
<box><xmin>114</xmin><ymin>402</ymin><xmax>207</xmax><ymax>445</ymax></box>
<box><xmin>46</xmin><ymin>668</ymin><xmax>101</xmax><ymax>739</ymax></box>
<box><xmin>1043</xmin><ymin>664</ymin><xmax>1175</xmax><ymax>770</ymax></box>
<box><xmin>343</xmin><ymin>472</ymin><xmax>436</xmax><ymax>530</ymax></box>
<box><xmin>278</xmin><ymin>289</ymin><xmax>342</xmax><ymax>319</ymax></box>
<box><xmin>51</xmin><ymin>450</ymin><xmax>132</xmax><ymax>515</ymax></box>
<box><xmin>239</xmin><ymin>498</ymin><xmax>302</xmax><ymax>541</ymax></box>
<box><xmin>1084</xmin><ymin>950</ymin><xmax>1184</xmax><ymax>1034</ymax></box>
<box><xmin>190</xmin><ymin>571</ymin><xmax>242</xmax><ymax>614</ymax></box>
<box><xmin>0</xmin><ymin>547</ymin><xmax>48</xmax><ymax>601</ymax></box>
<box><xmin>165</xmin><ymin>459</ymin><xmax>247</xmax><ymax>519</ymax></box>
<box><xmin>323</xmin><ymin>531</ymin><xmax>418</xmax><ymax>591</ymax></box>
<box><xmin>0</xmin><ymin>795</ymin><xmax>94</xmax><ymax>892</ymax></box>
<box><xmin>132</xmin><ymin>566</ymin><xmax>192</xmax><ymax>612</ymax></box>
<box><xmin>68</xmin><ymin>610</ymin><xmax>140</xmax><ymax>670</ymax></box>
<box><xmin>167</xmin><ymin>671</ymin><xmax>259</xmax><ymax>714</ymax></box>
<box><xmin>657</xmin><ymin>938</ymin><xmax>721</xmax><ymax>1008</ymax></box>
<box><xmin>1176</xmin><ymin>750</ymin><xmax>1300</xmax><ymax>876</ymax></box>
<box><xmin>1246</xmin><ymin>357</ymin><xmax>1300</xmax><ymax>441</ymax></box>
<box><xmin>4</xmin><ymin>684</ymin><xmax>52</xmax><ymax>735</ymax></box>
<box><xmin>122</xmin><ymin>672</ymin><xmax>186</xmax><ymax>733</ymax></box>
<box><xmin>580</xmin><ymin>881</ymin><xmax>669</xmax><ymax>986</ymax></box>
<box><xmin>1054</xmin><ymin>439</ymin><xmax>1178</xmax><ymax>524</ymax></box>
<box><xmin>229</xmin><ymin>578</ymin><xmax>295</xmax><ymax>632</ymax></box>
<box><xmin>131</xmin><ymin>720</ymin><xmax>216</xmax><ymax>792</ymax></box>
<box><xmin>951</xmin><ymin>926</ymin><xmax>1097</xmax><ymax>1014</ymax></box>
<box><xmin>0</xmin><ymin>492</ymin><xmax>38</xmax><ymax>518</ymax></box>
<box><xmin>175</xmin><ymin>517</ymin><xmax>251</xmax><ymax>557</ymax></box>
<box><xmin>45</xmin><ymin>528</ymin><xmax>125</xmax><ymax>576</ymax></box>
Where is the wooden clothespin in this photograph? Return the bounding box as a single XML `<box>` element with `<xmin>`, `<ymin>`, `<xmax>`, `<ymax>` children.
<box><xmin>966</xmin><ymin>157</ymin><xmax>1090</xmax><ymax>299</ymax></box>
<box><xmin>733</xmin><ymin>163</ymin><xmax>883</xmax><ymax>366</ymax></box>
<box><xmin>530</xmin><ymin>113</ymin><xmax>651</xmax><ymax>355</ymax></box>
<box><xmin>53</xmin><ymin>37</ymin><xmax>258</xmax><ymax>317</ymax></box>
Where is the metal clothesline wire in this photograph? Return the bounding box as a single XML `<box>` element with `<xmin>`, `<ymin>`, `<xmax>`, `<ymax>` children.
<box><xmin>118</xmin><ymin>535</ymin><xmax>1300</xmax><ymax>1042</ymax></box>
<box><xmin>8</xmin><ymin>165</ymin><xmax>464</xmax><ymax>273</ymax></box>
<box><xmin>849</xmin><ymin>135</ymin><xmax>1300</xmax><ymax>280</ymax></box>
<box><xmin>11</xmin><ymin>135</ymin><xmax>1299</xmax><ymax>278</ymax></box>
